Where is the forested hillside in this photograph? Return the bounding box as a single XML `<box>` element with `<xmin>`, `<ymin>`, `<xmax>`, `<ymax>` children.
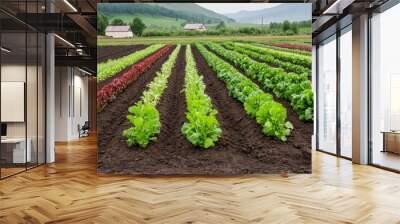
<box><xmin>97</xmin><ymin>3</ymin><xmax>311</xmax><ymax>37</ymax></box>
<box><xmin>98</xmin><ymin>3</ymin><xmax>233</xmax><ymax>25</ymax></box>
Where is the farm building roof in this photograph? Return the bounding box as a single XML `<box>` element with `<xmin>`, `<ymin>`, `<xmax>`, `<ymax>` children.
<box><xmin>183</xmin><ymin>23</ymin><xmax>206</xmax><ymax>30</ymax></box>
<box><xmin>105</xmin><ymin>25</ymin><xmax>131</xmax><ymax>32</ymax></box>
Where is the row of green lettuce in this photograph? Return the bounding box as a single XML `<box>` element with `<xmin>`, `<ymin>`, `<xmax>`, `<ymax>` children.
<box><xmin>97</xmin><ymin>44</ymin><xmax>164</xmax><ymax>82</ymax></box>
<box><xmin>123</xmin><ymin>45</ymin><xmax>181</xmax><ymax>147</ymax></box>
<box><xmin>206</xmin><ymin>42</ymin><xmax>313</xmax><ymax>121</ymax></box>
<box><xmin>196</xmin><ymin>44</ymin><xmax>293</xmax><ymax>141</ymax></box>
<box><xmin>181</xmin><ymin>46</ymin><xmax>221</xmax><ymax>148</ymax></box>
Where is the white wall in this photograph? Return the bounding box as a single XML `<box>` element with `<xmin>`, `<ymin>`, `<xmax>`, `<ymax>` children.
<box><xmin>54</xmin><ymin>67</ymin><xmax>89</xmax><ymax>141</ymax></box>
<box><xmin>1</xmin><ymin>65</ymin><xmax>29</xmax><ymax>138</ymax></box>
<box><xmin>55</xmin><ymin>66</ymin><xmax>69</xmax><ymax>141</ymax></box>
<box><xmin>1</xmin><ymin>65</ymin><xmax>26</xmax><ymax>142</ymax></box>
<box><xmin>1</xmin><ymin>82</ymin><xmax>25</xmax><ymax>122</ymax></box>
<box><xmin>106</xmin><ymin>31</ymin><xmax>133</xmax><ymax>38</ymax></box>
<box><xmin>71</xmin><ymin>73</ymin><xmax>89</xmax><ymax>138</ymax></box>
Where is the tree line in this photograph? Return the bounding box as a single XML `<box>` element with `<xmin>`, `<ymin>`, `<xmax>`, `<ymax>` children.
<box><xmin>97</xmin><ymin>14</ymin><xmax>311</xmax><ymax>37</ymax></box>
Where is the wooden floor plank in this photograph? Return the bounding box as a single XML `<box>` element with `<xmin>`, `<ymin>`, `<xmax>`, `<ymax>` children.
<box><xmin>0</xmin><ymin>135</ymin><xmax>399</xmax><ymax>223</ymax></box>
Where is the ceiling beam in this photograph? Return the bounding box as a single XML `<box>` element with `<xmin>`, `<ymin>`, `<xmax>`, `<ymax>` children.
<box><xmin>323</xmin><ymin>0</ymin><xmax>356</xmax><ymax>14</ymax></box>
<box><xmin>55</xmin><ymin>55</ymin><xmax>96</xmax><ymax>72</ymax></box>
<box><xmin>67</xmin><ymin>13</ymin><xmax>97</xmax><ymax>46</ymax></box>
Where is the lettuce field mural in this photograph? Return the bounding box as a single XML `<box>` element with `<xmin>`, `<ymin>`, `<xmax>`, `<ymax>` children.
<box><xmin>97</xmin><ymin>3</ymin><xmax>313</xmax><ymax>175</ymax></box>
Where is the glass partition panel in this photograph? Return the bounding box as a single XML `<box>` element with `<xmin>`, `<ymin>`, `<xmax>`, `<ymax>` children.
<box><xmin>371</xmin><ymin>3</ymin><xmax>400</xmax><ymax>171</ymax></box>
<box><xmin>1</xmin><ymin>31</ymin><xmax>27</xmax><ymax>177</ymax></box>
<box><xmin>339</xmin><ymin>26</ymin><xmax>352</xmax><ymax>158</ymax></box>
<box><xmin>0</xmin><ymin>0</ymin><xmax>46</xmax><ymax>179</ymax></box>
<box><xmin>318</xmin><ymin>35</ymin><xmax>337</xmax><ymax>154</ymax></box>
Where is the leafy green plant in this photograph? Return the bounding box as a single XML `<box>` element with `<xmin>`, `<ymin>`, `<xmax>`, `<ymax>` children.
<box><xmin>123</xmin><ymin>45</ymin><xmax>181</xmax><ymax>148</ymax></box>
<box><xmin>196</xmin><ymin>43</ymin><xmax>292</xmax><ymax>141</ymax></box>
<box><xmin>123</xmin><ymin>103</ymin><xmax>160</xmax><ymax>147</ymax></box>
<box><xmin>255</xmin><ymin>101</ymin><xmax>293</xmax><ymax>141</ymax></box>
<box><xmin>291</xmin><ymin>88</ymin><xmax>314</xmax><ymax>121</ymax></box>
<box><xmin>97</xmin><ymin>44</ymin><xmax>164</xmax><ymax>82</ymax></box>
<box><xmin>244</xmin><ymin>92</ymin><xmax>273</xmax><ymax>117</ymax></box>
<box><xmin>182</xmin><ymin>46</ymin><xmax>221</xmax><ymax>148</ymax></box>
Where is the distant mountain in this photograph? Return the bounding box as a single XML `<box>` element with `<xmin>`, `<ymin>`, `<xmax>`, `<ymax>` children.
<box><xmin>224</xmin><ymin>4</ymin><xmax>311</xmax><ymax>24</ymax></box>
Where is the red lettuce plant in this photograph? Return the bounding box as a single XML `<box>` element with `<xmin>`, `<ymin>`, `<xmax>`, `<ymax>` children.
<box><xmin>97</xmin><ymin>45</ymin><xmax>172</xmax><ymax>111</ymax></box>
<box><xmin>271</xmin><ymin>43</ymin><xmax>312</xmax><ymax>52</ymax></box>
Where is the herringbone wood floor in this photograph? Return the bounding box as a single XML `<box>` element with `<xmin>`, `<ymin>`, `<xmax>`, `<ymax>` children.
<box><xmin>1</xmin><ymin>135</ymin><xmax>400</xmax><ymax>224</ymax></box>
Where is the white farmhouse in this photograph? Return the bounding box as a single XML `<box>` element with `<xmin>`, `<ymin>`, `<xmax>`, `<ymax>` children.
<box><xmin>183</xmin><ymin>23</ymin><xmax>207</xmax><ymax>31</ymax></box>
<box><xmin>105</xmin><ymin>25</ymin><xmax>134</xmax><ymax>38</ymax></box>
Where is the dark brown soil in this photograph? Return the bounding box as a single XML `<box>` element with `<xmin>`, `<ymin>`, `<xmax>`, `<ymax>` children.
<box><xmin>97</xmin><ymin>45</ymin><xmax>147</xmax><ymax>63</ymax></box>
<box><xmin>97</xmin><ymin>45</ymin><xmax>311</xmax><ymax>175</ymax></box>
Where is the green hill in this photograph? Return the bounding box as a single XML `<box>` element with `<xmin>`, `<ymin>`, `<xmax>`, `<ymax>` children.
<box><xmin>152</xmin><ymin>3</ymin><xmax>232</xmax><ymax>23</ymax></box>
<box><xmin>98</xmin><ymin>3</ymin><xmax>234</xmax><ymax>30</ymax></box>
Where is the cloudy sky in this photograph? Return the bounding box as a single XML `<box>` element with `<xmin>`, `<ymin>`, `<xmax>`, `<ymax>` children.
<box><xmin>196</xmin><ymin>3</ymin><xmax>280</xmax><ymax>14</ymax></box>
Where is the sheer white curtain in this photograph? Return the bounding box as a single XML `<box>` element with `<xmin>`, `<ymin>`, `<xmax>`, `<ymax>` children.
<box><xmin>318</xmin><ymin>35</ymin><xmax>337</xmax><ymax>154</ymax></box>
<box><xmin>340</xmin><ymin>26</ymin><xmax>352</xmax><ymax>158</ymax></box>
<box><xmin>371</xmin><ymin>3</ymin><xmax>400</xmax><ymax>168</ymax></box>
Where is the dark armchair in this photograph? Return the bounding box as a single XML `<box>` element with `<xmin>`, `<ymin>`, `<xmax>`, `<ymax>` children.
<box><xmin>78</xmin><ymin>121</ymin><xmax>90</xmax><ymax>138</ymax></box>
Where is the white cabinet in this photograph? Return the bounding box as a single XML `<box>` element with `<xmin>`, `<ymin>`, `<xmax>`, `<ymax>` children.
<box><xmin>1</xmin><ymin>138</ymin><xmax>32</xmax><ymax>163</ymax></box>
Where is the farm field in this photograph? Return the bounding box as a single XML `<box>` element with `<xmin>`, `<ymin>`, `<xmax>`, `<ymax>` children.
<box><xmin>97</xmin><ymin>41</ymin><xmax>312</xmax><ymax>175</ymax></box>
<box><xmin>97</xmin><ymin>35</ymin><xmax>311</xmax><ymax>46</ymax></box>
